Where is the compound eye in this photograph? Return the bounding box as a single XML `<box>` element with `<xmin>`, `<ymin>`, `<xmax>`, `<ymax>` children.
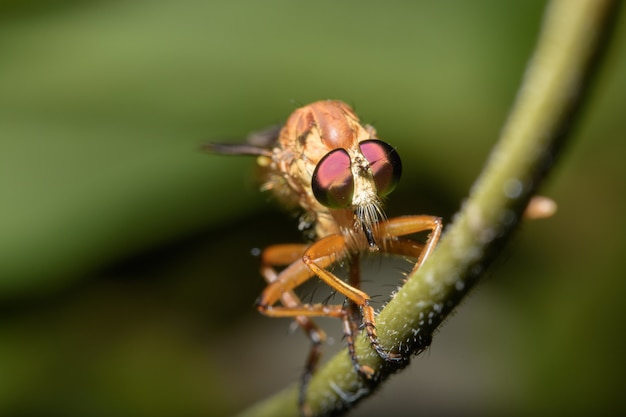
<box><xmin>312</xmin><ymin>148</ymin><xmax>354</xmax><ymax>209</ymax></box>
<box><xmin>360</xmin><ymin>140</ymin><xmax>402</xmax><ymax>197</ymax></box>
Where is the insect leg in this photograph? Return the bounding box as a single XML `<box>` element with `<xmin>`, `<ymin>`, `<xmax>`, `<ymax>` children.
<box><xmin>343</xmin><ymin>252</ymin><xmax>375</xmax><ymax>377</ymax></box>
<box><xmin>378</xmin><ymin>215</ymin><xmax>443</xmax><ymax>275</ymax></box>
<box><xmin>260</xmin><ymin>243</ymin><xmax>327</xmax><ymax>412</ymax></box>
<box><xmin>302</xmin><ymin>236</ymin><xmax>396</xmax><ymax>369</ymax></box>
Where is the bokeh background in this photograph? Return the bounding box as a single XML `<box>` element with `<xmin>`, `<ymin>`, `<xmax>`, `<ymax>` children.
<box><xmin>1</xmin><ymin>1</ymin><xmax>625</xmax><ymax>416</ymax></box>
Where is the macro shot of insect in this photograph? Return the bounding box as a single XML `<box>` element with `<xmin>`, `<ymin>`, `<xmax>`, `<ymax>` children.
<box><xmin>204</xmin><ymin>100</ymin><xmax>442</xmax><ymax>414</ymax></box>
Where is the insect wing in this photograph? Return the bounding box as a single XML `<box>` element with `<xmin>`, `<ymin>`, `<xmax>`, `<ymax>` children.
<box><xmin>202</xmin><ymin>124</ymin><xmax>281</xmax><ymax>157</ymax></box>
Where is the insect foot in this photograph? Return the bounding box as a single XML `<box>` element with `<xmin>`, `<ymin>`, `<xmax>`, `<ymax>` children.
<box><xmin>360</xmin><ymin>303</ymin><xmax>405</xmax><ymax>371</ymax></box>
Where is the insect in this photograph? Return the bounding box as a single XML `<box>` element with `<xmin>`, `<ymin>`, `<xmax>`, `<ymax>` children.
<box><xmin>205</xmin><ymin>100</ymin><xmax>442</xmax><ymax>414</ymax></box>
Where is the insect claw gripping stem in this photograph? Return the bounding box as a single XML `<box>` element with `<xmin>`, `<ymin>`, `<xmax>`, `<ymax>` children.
<box><xmin>361</xmin><ymin>302</ymin><xmax>403</xmax><ymax>363</ymax></box>
<box><xmin>341</xmin><ymin>309</ymin><xmax>375</xmax><ymax>379</ymax></box>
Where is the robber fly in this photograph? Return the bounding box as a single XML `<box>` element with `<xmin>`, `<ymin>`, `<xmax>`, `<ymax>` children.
<box><xmin>205</xmin><ymin>100</ymin><xmax>442</xmax><ymax>414</ymax></box>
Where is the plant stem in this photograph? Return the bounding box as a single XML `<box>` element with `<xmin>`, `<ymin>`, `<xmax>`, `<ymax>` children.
<box><xmin>236</xmin><ymin>1</ymin><xmax>621</xmax><ymax>416</ymax></box>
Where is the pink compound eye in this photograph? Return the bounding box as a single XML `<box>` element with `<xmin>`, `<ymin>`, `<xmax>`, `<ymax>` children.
<box><xmin>359</xmin><ymin>140</ymin><xmax>402</xmax><ymax>197</ymax></box>
<box><xmin>312</xmin><ymin>148</ymin><xmax>354</xmax><ymax>209</ymax></box>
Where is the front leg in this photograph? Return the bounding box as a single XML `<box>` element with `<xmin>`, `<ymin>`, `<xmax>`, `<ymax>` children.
<box><xmin>302</xmin><ymin>236</ymin><xmax>401</xmax><ymax>372</ymax></box>
<box><xmin>378</xmin><ymin>215</ymin><xmax>443</xmax><ymax>275</ymax></box>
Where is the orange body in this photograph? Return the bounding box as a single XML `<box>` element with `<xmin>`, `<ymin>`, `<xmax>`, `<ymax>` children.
<box><xmin>206</xmin><ymin>100</ymin><xmax>442</xmax><ymax>415</ymax></box>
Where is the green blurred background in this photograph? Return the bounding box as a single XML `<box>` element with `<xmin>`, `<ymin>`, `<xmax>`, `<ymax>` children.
<box><xmin>1</xmin><ymin>1</ymin><xmax>625</xmax><ymax>416</ymax></box>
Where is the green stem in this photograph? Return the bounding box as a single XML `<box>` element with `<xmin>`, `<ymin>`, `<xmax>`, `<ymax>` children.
<box><xmin>236</xmin><ymin>1</ymin><xmax>621</xmax><ymax>416</ymax></box>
